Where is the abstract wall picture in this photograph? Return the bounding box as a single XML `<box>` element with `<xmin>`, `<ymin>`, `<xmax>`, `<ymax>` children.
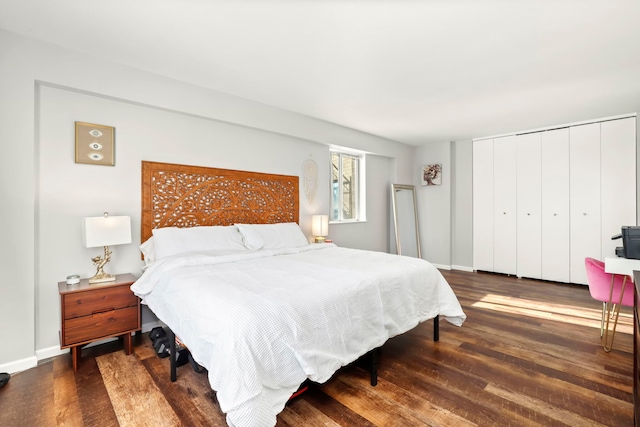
<box><xmin>422</xmin><ymin>163</ymin><xmax>442</xmax><ymax>186</ymax></box>
<box><xmin>75</xmin><ymin>122</ymin><xmax>115</xmax><ymax>166</ymax></box>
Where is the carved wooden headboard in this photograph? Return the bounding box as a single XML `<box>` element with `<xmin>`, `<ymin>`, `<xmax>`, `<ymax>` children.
<box><xmin>141</xmin><ymin>161</ymin><xmax>299</xmax><ymax>243</ymax></box>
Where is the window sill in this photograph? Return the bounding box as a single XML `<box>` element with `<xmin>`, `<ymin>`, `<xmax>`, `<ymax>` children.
<box><xmin>329</xmin><ymin>220</ymin><xmax>367</xmax><ymax>225</ymax></box>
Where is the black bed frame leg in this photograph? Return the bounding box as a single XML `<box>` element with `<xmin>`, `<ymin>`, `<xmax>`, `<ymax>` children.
<box><xmin>168</xmin><ymin>328</ymin><xmax>177</xmax><ymax>382</ymax></box>
<box><xmin>367</xmin><ymin>315</ymin><xmax>439</xmax><ymax>387</ymax></box>
<box><xmin>369</xmin><ymin>348</ymin><xmax>378</xmax><ymax>386</ymax></box>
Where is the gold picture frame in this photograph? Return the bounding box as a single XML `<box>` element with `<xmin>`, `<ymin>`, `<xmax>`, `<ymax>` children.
<box><xmin>75</xmin><ymin>122</ymin><xmax>115</xmax><ymax>166</ymax></box>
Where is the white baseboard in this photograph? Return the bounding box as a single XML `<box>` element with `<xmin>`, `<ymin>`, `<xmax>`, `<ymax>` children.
<box><xmin>36</xmin><ymin>345</ymin><xmax>68</xmax><ymax>362</ymax></box>
<box><xmin>432</xmin><ymin>264</ymin><xmax>474</xmax><ymax>272</ymax></box>
<box><xmin>0</xmin><ymin>355</ymin><xmax>37</xmax><ymax>375</ymax></box>
<box><xmin>452</xmin><ymin>265</ymin><xmax>474</xmax><ymax>272</ymax></box>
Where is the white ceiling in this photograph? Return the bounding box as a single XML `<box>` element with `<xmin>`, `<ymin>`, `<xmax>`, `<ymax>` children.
<box><xmin>1</xmin><ymin>0</ymin><xmax>639</xmax><ymax>146</ymax></box>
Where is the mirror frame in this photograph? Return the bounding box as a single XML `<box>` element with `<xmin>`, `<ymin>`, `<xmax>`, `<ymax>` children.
<box><xmin>391</xmin><ymin>183</ymin><xmax>421</xmax><ymax>258</ymax></box>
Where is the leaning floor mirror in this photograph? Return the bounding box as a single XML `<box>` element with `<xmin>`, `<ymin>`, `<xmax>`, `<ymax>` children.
<box><xmin>391</xmin><ymin>184</ymin><xmax>421</xmax><ymax>258</ymax></box>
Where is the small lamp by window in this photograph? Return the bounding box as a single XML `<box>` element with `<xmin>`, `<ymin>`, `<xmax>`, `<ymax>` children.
<box><xmin>83</xmin><ymin>212</ymin><xmax>132</xmax><ymax>283</ymax></box>
<box><xmin>311</xmin><ymin>214</ymin><xmax>329</xmax><ymax>243</ymax></box>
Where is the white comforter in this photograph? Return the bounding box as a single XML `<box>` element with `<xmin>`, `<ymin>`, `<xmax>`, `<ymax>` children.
<box><xmin>131</xmin><ymin>244</ymin><xmax>466</xmax><ymax>427</ymax></box>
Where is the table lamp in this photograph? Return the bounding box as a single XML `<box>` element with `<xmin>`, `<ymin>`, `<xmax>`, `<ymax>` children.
<box><xmin>311</xmin><ymin>214</ymin><xmax>329</xmax><ymax>243</ymax></box>
<box><xmin>83</xmin><ymin>212</ymin><xmax>132</xmax><ymax>283</ymax></box>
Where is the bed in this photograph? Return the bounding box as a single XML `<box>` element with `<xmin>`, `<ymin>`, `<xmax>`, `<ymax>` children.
<box><xmin>131</xmin><ymin>161</ymin><xmax>466</xmax><ymax>427</ymax></box>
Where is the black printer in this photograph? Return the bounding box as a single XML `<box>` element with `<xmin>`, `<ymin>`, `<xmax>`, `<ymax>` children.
<box><xmin>612</xmin><ymin>226</ymin><xmax>640</xmax><ymax>259</ymax></box>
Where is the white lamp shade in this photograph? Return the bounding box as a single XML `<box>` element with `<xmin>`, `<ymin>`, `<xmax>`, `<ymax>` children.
<box><xmin>311</xmin><ymin>215</ymin><xmax>329</xmax><ymax>237</ymax></box>
<box><xmin>83</xmin><ymin>215</ymin><xmax>132</xmax><ymax>248</ymax></box>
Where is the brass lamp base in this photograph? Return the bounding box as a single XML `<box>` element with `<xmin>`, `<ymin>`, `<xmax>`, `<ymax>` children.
<box><xmin>88</xmin><ymin>272</ymin><xmax>116</xmax><ymax>284</ymax></box>
<box><xmin>89</xmin><ymin>245</ymin><xmax>115</xmax><ymax>284</ymax></box>
<box><xmin>314</xmin><ymin>236</ymin><xmax>326</xmax><ymax>243</ymax></box>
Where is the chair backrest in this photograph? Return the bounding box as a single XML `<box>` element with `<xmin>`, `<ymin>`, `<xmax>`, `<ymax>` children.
<box><xmin>584</xmin><ymin>257</ymin><xmax>634</xmax><ymax>306</ymax></box>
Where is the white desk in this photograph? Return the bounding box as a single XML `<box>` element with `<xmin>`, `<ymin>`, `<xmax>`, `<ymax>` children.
<box><xmin>604</xmin><ymin>257</ymin><xmax>640</xmax><ymax>276</ymax></box>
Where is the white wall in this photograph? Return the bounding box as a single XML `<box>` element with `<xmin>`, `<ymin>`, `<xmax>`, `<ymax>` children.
<box><xmin>0</xmin><ymin>30</ymin><xmax>37</xmax><ymax>374</ymax></box>
<box><xmin>412</xmin><ymin>140</ymin><xmax>473</xmax><ymax>271</ymax></box>
<box><xmin>0</xmin><ymin>29</ymin><xmax>414</xmax><ymax>373</ymax></box>
<box><xmin>414</xmin><ymin>142</ymin><xmax>452</xmax><ymax>268</ymax></box>
<box><xmin>451</xmin><ymin>140</ymin><xmax>473</xmax><ymax>271</ymax></box>
<box><xmin>392</xmin><ymin>141</ymin><xmax>466</xmax><ymax>269</ymax></box>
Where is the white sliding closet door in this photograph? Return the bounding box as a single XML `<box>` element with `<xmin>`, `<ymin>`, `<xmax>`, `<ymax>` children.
<box><xmin>472</xmin><ymin>116</ymin><xmax>636</xmax><ymax>285</ymax></box>
<box><xmin>473</xmin><ymin>139</ymin><xmax>494</xmax><ymax>272</ymax></box>
<box><xmin>541</xmin><ymin>128</ymin><xmax>570</xmax><ymax>283</ymax></box>
<box><xmin>493</xmin><ymin>135</ymin><xmax>517</xmax><ymax>275</ymax></box>
<box><xmin>570</xmin><ymin>123</ymin><xmax>601</xmax><ymax>285</ymax></box>
<box><xmin>516</xmin><ymin>133</ymin><xmax>542</xmax><ymax>279</ymax></box>
<box><xmin>601</xmin><ymin>117</ymin><xmax>637</xmax><ymax>258</ymax></box>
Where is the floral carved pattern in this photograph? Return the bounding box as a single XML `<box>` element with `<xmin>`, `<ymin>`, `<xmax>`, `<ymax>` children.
<box><xmin>141</xmin><ymin>162</ymin><xmax>299</xmax><ymax>243</ymax></box>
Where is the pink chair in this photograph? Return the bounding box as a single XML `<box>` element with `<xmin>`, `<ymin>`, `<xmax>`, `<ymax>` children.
<box><xmin>584</xmin><ymin>257</ymin><xmax>634</xmax><ymax>352</ymax></box>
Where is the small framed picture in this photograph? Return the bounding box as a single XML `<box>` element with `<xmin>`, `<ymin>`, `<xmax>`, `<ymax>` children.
<box><xmin>422</xmin><ymin>163</ymin><xmax>442</xmax><ymax>186</ymax></box>
<box><xmin>75</xmin><ymin>122</ymin><xmax>115</xmax><ymax>166</ymax></box>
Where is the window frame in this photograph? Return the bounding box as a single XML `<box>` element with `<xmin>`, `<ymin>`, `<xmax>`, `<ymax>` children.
<box><xmin>330</xmin><ymin>149</ymin><xmax>366</xmax><ymax>223</ymax></box>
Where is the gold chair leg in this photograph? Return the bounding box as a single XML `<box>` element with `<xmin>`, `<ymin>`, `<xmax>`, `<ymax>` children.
<box><xmin>602</xmin><ymin>274</ymin><xmax>627</xmax><ymax>352</ymax></box>
<box><xmin>600</xmin><ymin>301</ymin><xmax>605</xmax><ymax>338</ymax></box>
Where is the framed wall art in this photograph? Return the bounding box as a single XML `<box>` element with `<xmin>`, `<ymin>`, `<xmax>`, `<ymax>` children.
<box><xmin>421</xmin><ymin>163</ymin><xmax>442</xmax><ymax>186</ymax></box>
<box><xmin>75</xmin><ymin>122</ymin><xmax>115</xmax><ymax>166</ymax></box>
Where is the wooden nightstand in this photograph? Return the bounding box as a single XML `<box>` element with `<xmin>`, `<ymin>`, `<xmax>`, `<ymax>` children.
<box><xmin>58</xmin><ymin>273</ymin><xmax>140</xmax><ymax>371</ymax></box>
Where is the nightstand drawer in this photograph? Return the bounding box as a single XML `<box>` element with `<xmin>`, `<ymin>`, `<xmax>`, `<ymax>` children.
<box><xmin>63</xmin><ymin>306</ymin><xmax>139</xmax><ymax>346</ymax></box>
<box><xmin>63</xmin><ymin>286</ymin><xmax>138</xmax><ymax>319</ymax></box>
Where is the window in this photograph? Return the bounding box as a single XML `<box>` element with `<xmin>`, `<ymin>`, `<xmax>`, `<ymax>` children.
<box><xmin>331</xmin><ymin>150</ymin><xmax>365</xmax><ymax>222</ymax></box>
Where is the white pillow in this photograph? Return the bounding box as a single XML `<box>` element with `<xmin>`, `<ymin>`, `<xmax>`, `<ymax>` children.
<box><xmin>236</xmin><ymin>222</ymin><xmax>309</xmax><ymax>250</ymax></box>
<box><xmin>140</xmin><ymin>236</ymin><xmax>156</xmax><ymax>265</ymax></box>
<box><xmin>152</xmin><ymin>225</ymin><xmax>247</xmax><ymax>259</ymax></box>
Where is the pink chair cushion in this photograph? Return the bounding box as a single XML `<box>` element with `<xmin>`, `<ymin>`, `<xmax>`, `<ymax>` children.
<box><xmin>584</xmin><ymin>257</ymin><xmax>634</xmax><ymax>307</ymax></box>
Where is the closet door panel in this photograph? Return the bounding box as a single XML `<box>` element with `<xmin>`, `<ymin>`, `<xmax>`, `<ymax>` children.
<box><xmin>473</xmin><ymin>139</ymin><xmax>494</xmax><ymax>272</ymax></box>
<box><xmin>570</xmin><ymin>123</ymin><xmax>601</xmax><ymax>285</ymax></box>
<box><xmin>601</xmin><ymin>117</ymin><xmax>637</xmax><ymax>258</ymax></box>
<box><xmin>541</xmin><ymin>128</ymin><xmax>570</xmax><ymax>283</ymax></box>
<box><xmin>516</xmin><ymin>133</ymin><xmax>542</xmax><ymax>279</ymax></box>
<box><xmin>493</xmin><ymin>135</ymin><xmax>517</xmax><ymax>275</ymax></box>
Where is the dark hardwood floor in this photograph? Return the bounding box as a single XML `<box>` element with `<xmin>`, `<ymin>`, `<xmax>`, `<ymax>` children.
<box><xmin>0</xmin><ymin>270</ymin><xmax>634</xmax><ymax>426</ymax></box>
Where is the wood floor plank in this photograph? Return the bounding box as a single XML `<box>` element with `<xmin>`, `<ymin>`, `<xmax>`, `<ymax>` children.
<box><xmin>53</xmin><ymin>355</ymin><xmax>83</xmax><ymax>427</ymax></box>
<box><xmin>320</xmin><ymin>369</ymin><xmax>435</xmax><ymax>426</ymax></box>
<box><xmin>133</xmin><ymin>334</ymin><xmax>160</xmax><ymax>362</ymax></box>
<box><xmin>97</xmin><ymin>351</ymin><xmax>180</xmax><ymax>427</ymax></box>
<box><xmin>279</xmin><ymin>398</ymin><xmax>342</xmax><ymax>427</ymax></box>
<box><xmin>141</xmin><ymin>344</ymin><xmax>227</xmax><ymax>426</ymax></box>
<box><xmin>339</xmin><ymin>366</ymin><xmax>477</xmax><ymax>427</ymax></box>
<box><xmin>70</xmin><ymin>340</ymin><xmax>136</xmax><ymax>426</ymax></box>
<box><xmin>0</xmin><ymin>360</ymin><xmax>56</xmax><ymax>427</ymax></box>
<box><xmin>484</xmin><ymin>382</ymin><xmax>607</xmax><ymax>427</ymax></box>
<box><xmin>284</xmin><ymin>384</ymin><xmax>376</xmax><ymax>427</ymax></box>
